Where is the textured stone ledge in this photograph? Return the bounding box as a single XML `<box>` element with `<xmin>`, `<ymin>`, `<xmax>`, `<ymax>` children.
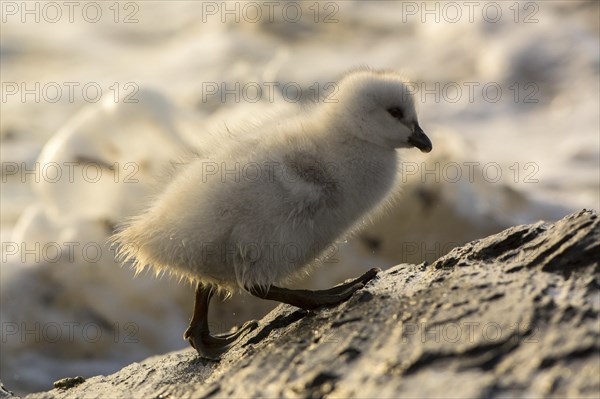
<box><xmin>19</xmin><ymin>210</ymin><xmax>600</xmax><ymax>398</ymax></box>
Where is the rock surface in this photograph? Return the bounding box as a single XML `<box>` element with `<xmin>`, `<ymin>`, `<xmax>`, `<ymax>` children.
<box><xmin>23</xmin><ymin>210</ymin><xmax>600</xmax><ymax>398</ymax></box>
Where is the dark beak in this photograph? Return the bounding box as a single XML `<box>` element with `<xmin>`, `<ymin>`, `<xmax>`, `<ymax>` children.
<box><xmin>408</xmin><ymin>125</ymin><xmax>432</xmax><ymax>153</ymax></box>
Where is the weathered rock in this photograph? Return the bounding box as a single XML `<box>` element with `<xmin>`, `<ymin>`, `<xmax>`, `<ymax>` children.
<box><xmin>24</xmin><ymin>210</ymin><xmax>600</xmax><ymax>398</ymax></box>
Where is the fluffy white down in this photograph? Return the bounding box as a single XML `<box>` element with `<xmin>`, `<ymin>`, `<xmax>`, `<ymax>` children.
<box><xmin>113</xmin><ymin>69</ymin><xmax>424</xmax><ymax>292</ymax></box>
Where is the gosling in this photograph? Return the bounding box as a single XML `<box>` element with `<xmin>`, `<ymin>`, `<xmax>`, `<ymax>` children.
<box><xmin>113</xmin><ymin>69</ymin><xmax>432</xmax><ymax>358</ymax></box>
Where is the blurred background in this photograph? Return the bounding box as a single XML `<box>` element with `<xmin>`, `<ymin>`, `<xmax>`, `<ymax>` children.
<box><xmin>1</xmin><ymin>1</ymin><xmax>598</xmax><ymax>395</ymax></box>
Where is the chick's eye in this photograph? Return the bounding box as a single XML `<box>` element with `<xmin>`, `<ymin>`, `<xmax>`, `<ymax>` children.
<box><xmin>387</xmin><ymin>107</ymin><xmax>404</xmax><ymax>120</ymax></box>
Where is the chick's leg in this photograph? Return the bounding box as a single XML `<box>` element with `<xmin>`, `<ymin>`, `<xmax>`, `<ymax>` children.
<box><xmin>184</xmin><ymin>283</ymin><xmax>257</xmax><ymax>359</ymax></box>
<box><xmin>249</xmin><ymin>268</ymin><xmax>380</xmax><ymax>310</ymax></box>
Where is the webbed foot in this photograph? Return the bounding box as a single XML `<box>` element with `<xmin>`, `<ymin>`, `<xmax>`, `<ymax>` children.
<box><xmin>249</xmin><ymin>268</ymin><xmax>380</xmax><ymax>310</ymax></box>
<box><xmin>184</xmin><ymin>284</ymin><xmax>258</xmax><ymax>359</ymax></box>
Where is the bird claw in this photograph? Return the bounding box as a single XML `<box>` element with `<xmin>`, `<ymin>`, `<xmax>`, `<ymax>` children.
<box><xmin>361</xmin><ymin>267</ymin><xmax>381</xmax><ymax>284</ymax></box>
<box><xmin>185</xmin><ymin>320</ymin><xmax>258</xmax><ymax>359</ymax></box>
<box><xmin>337</xmin><ymin>267</ymin><xmax>380</xmax><ymax>289</ymax></box>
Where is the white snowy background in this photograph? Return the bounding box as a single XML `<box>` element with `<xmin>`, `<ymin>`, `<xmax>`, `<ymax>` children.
<box><xmin>1</xmin><ymin>1</ymin><xmax>598</xmax><ymax>394</ymax></box>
